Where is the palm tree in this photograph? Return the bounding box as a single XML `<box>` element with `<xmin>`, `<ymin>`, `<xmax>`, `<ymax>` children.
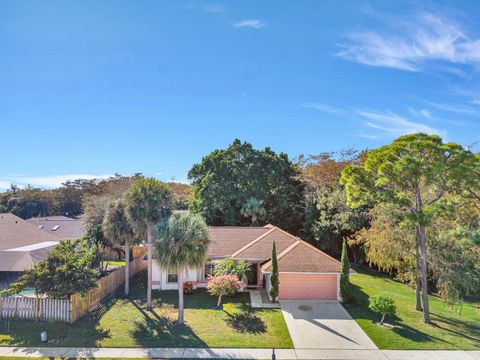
<box><xmin>154</xmin><ymin>212</ymin><xmax>210</xmax><ymax>324</ymax></box>
<box><xmin>126</xmin><ymin>178</ymin><xmax>172</xmax><ymax>309</ymax></box>
<box><xmin>240</xmin><ymin>197</ymin><xmax>266</xmax><ymax>225</ymax></box>
<box><xmin>102</xmin><ymin>199</ymin><xmax>134</xmax><ymax>296</ymax></box>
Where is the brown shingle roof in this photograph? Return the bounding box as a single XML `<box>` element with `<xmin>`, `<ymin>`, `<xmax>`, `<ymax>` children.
<box><xmin>231</xmin><ymin>227</ymin><xmax>298</xmax><ymax>261</ymax></box>
<box><xmin>206</xmin><ymin>224</ymin><xmax>341</xmax><ymax>274</ymax></box>
<box><xmin>207</xmin><ymin>227</ymin><xmax>271</xmax><ymax>258</ymax></box>
<box><xmin>262</xmin><ymin>240</ymin><xmax>341</xmax><ymax>273</ymax></box>
<box><xmin>0</xmin><ymin>213</ymin><xmax>60</xmax><ymax>251</ymax></box>
<box><xmin>26</xmin><ymin>215</ymin><xmax>86</xmax><ymax>240</ymax></box>
<box><xmin>0</xmin><ymin>213</ymin><xmax>61</xmax><ymax>272</ymax></box>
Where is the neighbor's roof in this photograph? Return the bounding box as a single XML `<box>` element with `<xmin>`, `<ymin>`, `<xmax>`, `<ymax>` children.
<box><xmin>206</xmin><ymin>224</ymin><xmax>341</xmax><ymax>274</ymax></box>
<box><xmin>0</xmin><ymin>213</ymin><xmax>60</xmax><ymax>251</ymax></box>
<box><xmin>26</xmin><ymin>214</ymin><xmax>86</xmax><ymax>240</ymax></box>
<box><xmin>0</xmin><ymin>213</ymin><xmax>61</xmax><ymax>271</ymax></box>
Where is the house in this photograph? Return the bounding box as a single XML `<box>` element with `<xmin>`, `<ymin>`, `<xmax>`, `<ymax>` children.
<box><xmin>26</xmin><ymin>215</ymin><xmax>86</xmax><ymax>240</ymax></box>
<box><xmin>152</xmin><ymin>224</ymin><xmax>342</xmax><ymax>300</ymax></box>
<box><xmin>0</xmin><ymin>213</ymin><xmax>61</xmax><ymax>288</ymax></box>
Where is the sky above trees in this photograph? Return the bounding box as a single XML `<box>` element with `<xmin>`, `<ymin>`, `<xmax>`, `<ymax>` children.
<box><xmin>1</xmin><ymin>0</ymin><xmax>479</xmax><ymax>189</ymax></box>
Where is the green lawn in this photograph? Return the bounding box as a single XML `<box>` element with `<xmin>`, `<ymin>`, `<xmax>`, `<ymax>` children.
<box><xmin>0</xmin><ymin>271</ymin><xmax>292</xmax><ymax>349</ymax></box>
<box><xmin>345</xmin><ymin>267</ymin><xmax>480</xmax><ymax>350</ymax></box>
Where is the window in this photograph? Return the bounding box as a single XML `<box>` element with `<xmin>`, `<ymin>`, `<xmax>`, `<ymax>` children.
<box><xmin>204</xmin><ymin>262</ymin><xmax>215</xmax><ymax>280</ymax></box>
<box><xmin>167</xmin><ymin>272</ymin><xmax>178</xmax><ymax>283</ymax></box>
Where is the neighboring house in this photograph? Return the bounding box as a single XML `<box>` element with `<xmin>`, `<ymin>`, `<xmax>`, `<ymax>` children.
<box><xmin>26</xmin><ymin>214</ymin><xmax>86</xmax><ymax>240</ymax></box>
<box><xmin>152</xmin><ymin>224</ymin><xmax>342</xmax><ymax>300</ymax></box>
<box><xmin>0</xmin><ymin>213</ymin><xmax>61</xmax><ymax>288</ymax></box>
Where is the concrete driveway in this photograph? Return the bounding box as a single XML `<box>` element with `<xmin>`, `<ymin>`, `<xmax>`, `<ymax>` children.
<box><xmin>280</xmin><ymin>300</ymin><xmax>377</xmax><ymax>350</ymax></box>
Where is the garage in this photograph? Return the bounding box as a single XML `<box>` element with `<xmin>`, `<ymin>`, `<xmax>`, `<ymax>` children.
<box><xmin>262</xmin><ymin>240</ymin><xmax>342</xmax><ymax>300</ymax></box>
<box><xmin>279</xmin><ymin>273</ymin><xmax>338</xmax><ymax>300</ymax></box>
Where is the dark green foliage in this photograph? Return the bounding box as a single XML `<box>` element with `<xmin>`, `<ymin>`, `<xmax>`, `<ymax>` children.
<box><xmin>214</xmin><ymin>258</ymin><xmax>251</xmax><ymax>282</ymax></box>
<box><xmin>9</xmin><ymin>240</ymin><xmax>100</xmax><ymax>299</ymax></box>
<box><xmin>188</xmin><ymin>139</ymin><xmax>304</xmax><ymax>233</ymax></box>
<box><xmin>312</xmin><ymin>186</ymin><xmax>369</xmax><ymax>256</ymax></box>
<box><xmin>270</xmin><ymin>241</ymin><xmax>279</xmax><ymax>302</ymax></box>
<box><xmin>340</xmin><ymin>239</ymin><xmax>352</xmax><ymax>303</ymax></box>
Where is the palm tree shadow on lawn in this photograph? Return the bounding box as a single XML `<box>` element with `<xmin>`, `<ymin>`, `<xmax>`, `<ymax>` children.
<box><xmin>129</xmin><ymin>297</ymin><xmax>207</xmax><ymax>348</ymax></box>
<box><xmin>346</xmin><ymin>283</ymin><xmax>450</xmax><ymax>345</ymax></box>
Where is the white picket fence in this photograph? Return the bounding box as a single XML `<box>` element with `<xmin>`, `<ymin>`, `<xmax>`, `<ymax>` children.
<box><xmin>0</xmin><ymin>296</ymin><xmax>70</xmax><ymax>322</ymax></box>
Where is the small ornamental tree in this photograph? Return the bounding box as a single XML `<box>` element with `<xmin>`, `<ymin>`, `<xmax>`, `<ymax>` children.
<box><xmin>340</xmin><ymin>238</ymin><xmax>352</xmax><ymax>303</ymax></box>
<box><xmin>206</xmin><ymin>274</ymin><xmax>242</xmax><ymax>309</ymax></box>
<box><xmin>9</xmin><ymin>240</ymin><xmax>100</xmax><ymax>299</ymax></box>
<box><xmin>369</xmin><ymin>294</ymin><xmax>397</xmax><ymax>325</ymax></box>
<box><xmin>270</xmin><ymin>241</ymin><xmax>279</xmax><ymax>302</ymax></box>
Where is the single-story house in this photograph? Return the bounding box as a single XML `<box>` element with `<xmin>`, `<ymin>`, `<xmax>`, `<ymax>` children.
<box><xmin>152</xmin><ymin>224</ymin><xmax>342</xmax><ymax>300</ymax></box>
<box><xmin>26</xmin><ymin>214</ymin><xmax>86</xmax><ymax>240</ymax></box>
<box><xmin>0</xmin><ymin>213</ymin><xmax>61</xmax><ymax>288</ymax></box>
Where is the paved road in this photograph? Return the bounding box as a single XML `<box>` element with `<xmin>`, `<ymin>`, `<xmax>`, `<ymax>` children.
<box><xmin>280</xmin><ymin>300</ymin><xmax>377</xmax><ymax>350</ymax></box>
<box><xmin>1</xmin><ymin>347</ymin><xmax>479</xmax><ymax>359</ymax></box>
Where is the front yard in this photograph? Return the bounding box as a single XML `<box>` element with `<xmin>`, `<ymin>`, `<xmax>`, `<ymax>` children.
<box><xmin>0</xmin><ymin>271</ymin><xmax>292</xmax><ymax>349</ymax></box>
<box><xmin>345</xmin><ymin>267</ymin><xmax>480</xmax><ymax>350</ymax></box>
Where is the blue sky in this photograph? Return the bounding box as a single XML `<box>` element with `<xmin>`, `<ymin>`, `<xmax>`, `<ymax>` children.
<box><xmin>1</xmin><ymin>0</ymin><xmax>479</xmax><ymax>189</ymax></box>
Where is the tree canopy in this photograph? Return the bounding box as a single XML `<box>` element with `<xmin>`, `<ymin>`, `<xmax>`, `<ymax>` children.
<box><xmin>188</xmin><ymin>139</ymin><xmax>304</xmax><ymax>233</ymax></box>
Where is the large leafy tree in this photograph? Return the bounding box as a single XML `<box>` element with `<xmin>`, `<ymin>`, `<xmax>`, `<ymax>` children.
<box><xmin>154</xmin><ymin>212</ymin><xmax>210</xmax><ymax>324</ymax></box>
<box><xmin>188</xmin><ymin>139</ymin><xmax>304</xmax><ymax>233</ymax></box>
<box><xmin>126</xmin><ymin>178</ymin><xmax>173</xmax><ymax>309</ymax></box>
<box><xmin>9</xmin><ymin>240</ymin><xmax>99</xmax><ymax>299</ymax></box>
<box><xmin>102</xmin><ymin>199</ymin><xmax>136</xmax><ymax>296</ymax></box>
<box><xmin>299</xmin><ymin>150</ymin><xmax>368</xmax><ymax>256</ymax></box>
<box><xmin>340</xmin><ymin>133</ymin><xmax>479</xmax><ymax>323</ymax></box>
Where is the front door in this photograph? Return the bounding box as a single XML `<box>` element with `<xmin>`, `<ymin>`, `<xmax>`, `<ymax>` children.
<box><xmin>247</xmin><ymin>263</ymin><xmax>258</xmax><ymax>286</ymax></box>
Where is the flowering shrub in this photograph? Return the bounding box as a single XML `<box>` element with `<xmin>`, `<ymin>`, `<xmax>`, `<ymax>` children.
<box><xmin>184</xmin><ymin>281</ymin><xmax>194</xmax><ymax>295</ymax></box>
<box><xmin>206</xmin><ymin>274</ymin><xmax>242</xmax><ymax>308</ymax></box>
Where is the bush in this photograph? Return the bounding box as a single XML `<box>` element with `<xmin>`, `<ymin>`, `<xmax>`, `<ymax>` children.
<box><xmin>340</xmin><ymin>239</ymin><xmax>353</xmax><ymax>303</ymax></box>
<box><xmin>184</xmin><ymin>281</ymin><xmax>193</xmax><ymax>295</ymax></box>
<box><xmin>214</xmin><ymin>257</ymin><xmax>251</xmax><ymax>283</ymax></box>
<box><xmin>369</xmin><ymin>294</ymin><xmax>396</xmax><ymax>324</ymax></box>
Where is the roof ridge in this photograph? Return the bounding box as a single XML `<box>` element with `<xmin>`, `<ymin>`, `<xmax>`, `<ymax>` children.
<box><xmin>296</xmin><ymin>239</ymin><xmax>342</xmax><ymax>265</ymax></box>
<box><xmin>261</xmin><ymin>240</ymin><xmax>300</xmax><ymax>271</ymax></box>
<box><xmin>231</xmin><ymin>227</ymin><xmax>277</xmax><ymax>258</ymax></box>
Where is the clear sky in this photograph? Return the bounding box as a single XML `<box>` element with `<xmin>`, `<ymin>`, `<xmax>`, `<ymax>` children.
<box><xmin>1</xmin><ymin>0</ymin><xmax>479</xmax><ymax>189</ymax></box>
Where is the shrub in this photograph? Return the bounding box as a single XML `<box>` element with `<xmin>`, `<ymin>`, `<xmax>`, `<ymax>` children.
<box><xmin>369</xmin><ymin>294</ymin><xmax>396</xmax><ymax>324</ymax></box>
<box><xmin>207</xmin><ymin>274</ymin><xmax>242</xmax><ymax>308</ymax></box>
<box><xmin>184</xmin><ymin>281</ymin><xmax>193</xmax><ymax>295</ymax></box>
<box><xmin>340</xmin><ymin>238</ymin><xmax>353</xmax><ymax>303</ymax></box>
<box><xmin>270</xmin><ymin>241</ymin><xmax>279</xmax><ymax>302</ymax></box>
<box><xmin>214</xmin><ymin>257</ymin><xmax>251</xmax><ymax>283</ymax></box>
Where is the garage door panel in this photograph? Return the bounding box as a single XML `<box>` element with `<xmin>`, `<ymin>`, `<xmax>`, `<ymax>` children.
<box><xmin>279</xmin><ymin>273</ymin><xmax>337</xmax><ymax>300</ymax></box>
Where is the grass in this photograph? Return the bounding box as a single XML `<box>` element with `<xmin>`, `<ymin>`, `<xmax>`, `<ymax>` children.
<box><xmin>345</xmin><ymin>266</ymin><xmax>480</xmax><ymax>350</ymax></box>
<box><xmin>0</xmin><ymin>271</ymin><xmax>292</xmax><ymax>349</ymax></box>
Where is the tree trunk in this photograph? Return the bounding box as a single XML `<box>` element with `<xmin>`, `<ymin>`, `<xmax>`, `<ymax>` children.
<box><xmin>380</xmin><ymin>313</ymin><xmax>385</xmax><ymax>325</ymax></box>
<box><xmin>414</xmin><ymin>235</ymin><xmax>422</xmax><ymax>311</ymax></box>
<box><xmin>418</xmin><ymin>225</ymin><xmax>431</xmax><ymax>323</ymax></box>
<box><xmin>147</xmin><ymin>223</ymin><xmax>153</xmax><ymax>310</ymax></box>
<box><xmin>178</xmin><ymin>269</ymin><xmax>184</xmax><ymax>324</ymax></box>
<box><xmin>125</xmin><ymin>240</ymin><xmax>130</xmax><ymax>297</ymax></box>
<box><xmin>217</xmin><ymin>294</ymin><xmax>222</xmax><ymax>308</ymax></box>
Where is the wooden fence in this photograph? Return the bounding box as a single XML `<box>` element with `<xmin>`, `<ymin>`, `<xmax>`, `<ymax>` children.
<box><xmin>70</xmin><ymin>254</ymin><xmax>147</xmax><ymax>323</ymax></box>
<box><xmin>0</xmin><ymin>296</ymin><xmax>70</xmax><ymax>322</ymax></box>
<box><xmin>101</xmin><ymin>245</ymin><xmax>147</xmax><ymax>260</ymax></box>
<box><xmin>0</xmin><ymin>251</ymin><xmax>148</xmax><ymax>323</ymax></box>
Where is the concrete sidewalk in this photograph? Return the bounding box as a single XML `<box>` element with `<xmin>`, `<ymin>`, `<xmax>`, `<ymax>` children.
<box><xmin>0</xmin><ymin>347</ymin><xmax>479</xmax><ymax>359</ymax></box>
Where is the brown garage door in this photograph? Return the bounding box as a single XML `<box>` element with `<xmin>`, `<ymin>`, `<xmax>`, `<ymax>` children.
<box><xmin>279</xmin><ymin>273</ymin><xmax>338</xmax><ymax>300</ymax></box>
